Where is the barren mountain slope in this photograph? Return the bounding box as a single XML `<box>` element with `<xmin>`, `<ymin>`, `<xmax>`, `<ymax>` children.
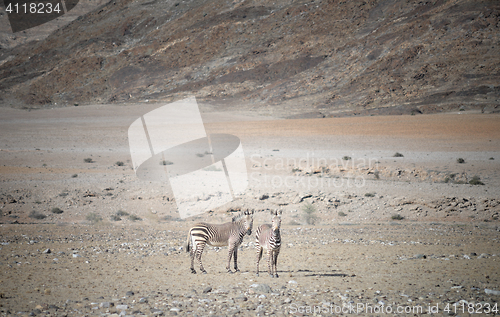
<box><xmin>0</xmin><ymin>0</ymin><xmax>499</xmax><ymax>117</ymax></box>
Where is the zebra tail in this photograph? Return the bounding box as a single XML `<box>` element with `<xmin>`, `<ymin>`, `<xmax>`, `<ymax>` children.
<box><xmin>185</xmin><ymin>230</ymin><xmax>191</xmax><ymax>253</ymax></box>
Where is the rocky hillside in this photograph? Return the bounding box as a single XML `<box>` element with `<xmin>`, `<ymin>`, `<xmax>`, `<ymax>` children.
<box><xmin>0</xmin><ymin>0</ymin><xmax>499</xmax><ymax>117</ymax></box>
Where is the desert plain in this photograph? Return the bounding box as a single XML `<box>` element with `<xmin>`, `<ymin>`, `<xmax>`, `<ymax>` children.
<box><xmin>0</xmin><ymin>104</ymin><xmax>499</xmax><ymax>316</ymax></box>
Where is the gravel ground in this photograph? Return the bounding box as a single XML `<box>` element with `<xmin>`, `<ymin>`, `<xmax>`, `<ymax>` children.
<box><xmin>0</xmin><ymin>106</ymin><xmax>499</xmax><ymax>316</ymax></box>
<box><xmin>0</xmin><ymin>222</ymin><xmax>499</xmax><ymax>316</ymax></box>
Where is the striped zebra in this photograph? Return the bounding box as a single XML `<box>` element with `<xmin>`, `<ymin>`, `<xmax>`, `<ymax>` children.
<box><xmin>255</xmin><ymin>209</ymin><xmax>282</xmax><ymax>278</ymax></box>
<box><xmin>185</xmin><ymin>209</ymin><xmax>254</xmax><ymax>274</ymax></box>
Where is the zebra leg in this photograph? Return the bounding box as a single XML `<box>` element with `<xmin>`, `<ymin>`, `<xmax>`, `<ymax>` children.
<box><xmin>233</xmin><ymin>247</ymin><xmax>240</xmax><ymax>272</ymax></box>
<box><xmin>255</xmin><ymin>245</ymin><xmax>262</xmax><ymax>276</ymax></box>
<box><xmin>272</xmin><ymin>248</ymin><xmax>280</xmax><ymax>278</ymax></box>
<box><xmin>267</xmin><ymin>248</ymin><xmax>274</xmax><ymax>277</ymax></box>
<box><xmin>190</xmin><ymin>243</ymin><xmax>196</xmax><ymax>274</ymax></box>
<box><xmin>226</xmin><ymin>244</ymin><xmax>235</xmax><ymax>273</ymax></box>
<box><xmin>196</xmin><ymin>242</ymin><xmax>207</xmax><ymax>274</ymax></box>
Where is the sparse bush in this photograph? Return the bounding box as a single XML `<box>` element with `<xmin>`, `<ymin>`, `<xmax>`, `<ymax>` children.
<box><xmin>203</xmin><ymin>165</ymin><xmax>222</xmax><ymax>172</ymax></box>
<box><xmin>302</xmin><ymin>203</ymin><xmax>318</xmax><ymax>225</ymax></box>
<box><xmin>444</xmin><ymin>173</ymin><xmax>455</xmax><ymax>183</ymax></box>
<box><xmin>374</xmin><ymin>170</ymin><xmax>380</xmax><ymax>179</ymax></box>
<box><xmin>115</xmin><ymin>161</ymin><xmax>124</xmax><ymax>166</ymax></box>
<box><xmin>469</xmin><ymin>176</ymin><xmax>484</xmax><ymax>185</ymax></box>
<box><xmin>342</xmin><ymin>156</ymin><xmax>351</xmax><ymax>161</ymax></box>
<box><xmin>196</xmin><ymin>153</ymin><xmax>205</xmax><ymax>157</ymax></box>
<box><xmin>29</xmin><ymin>211</ymin><xmax>46</xmax><ymax>220</ymax></box>
<box><xmin>391</xmin><ymin>214</ymin><xmax>404</xmax><ymax>220</ymax></box>
<box><xmin>489</xmin><ymin>157</ymin><xmax>494</xmax><ymax>160</ymax></box>
<box><xmin>160</xmin><ymin>160</ymin><xmax>173</xmax><ymax>165</ymax></box>
<box><xmin>457</xmin><ymin>158</ymin><xmax>465</xmax><ymax>164</ymax></box>
<box><xmin>338</xmin><ymin>211</ymin><xmax>347</xmax><ymax>217</ymax></box>
<box><xmin>364</xmin><ymin>192</ymin><xmax>376</xmax><ymax>197</ymax></box>
<box><xmin>116</xmin><ymin>210</ymin><xmax>129</xmax><ymax>217</ymax></box>
<box><xmin>86</xmin><ymin>212</ymin><xmax>102</xmax><ymax>223</ymax></box>
<box><xmin>129</xmin><ymin>214</ymin><xmax>142</xmax><ymax>221</ymax></box>
<box><xmin>162</xmin><ymin>215</ymin><xmax>183</xmax><ymax>222</ymax></box>
<box><xmin>51</xmin><ymin>207</ymin><xmax>63</xmax><ymax>214</ymax></box>
<box><xmin>443</xmin><ymin>173</ymin><xmax>467</xmax><ymax>184</ymax></box>
<box><xmin>111</xmin><ymin>210</ymin><xmax>129</xmax><ymax>221</ymax></box>
<box><xmin>71</xmin><ymin>174</ymin><xmax>78</xmax><ymax>178</ymax></box>
<box><xmin>393</xmin><ymin>152</ymin><xmax>404</xmax><ymax>157</ymax></box>
<box><xmin>84</xmin><ymin>158</ymin><xmax>93</xmax><ymax>163</ymax></box>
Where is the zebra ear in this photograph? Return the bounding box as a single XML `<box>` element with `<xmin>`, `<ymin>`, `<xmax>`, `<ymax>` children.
<box><xmin>278</xmin><ymin>209</ymin><xmax>283</xmax><ymax>216</ymax></box>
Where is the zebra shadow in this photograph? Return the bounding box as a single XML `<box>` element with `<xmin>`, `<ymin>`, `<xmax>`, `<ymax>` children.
<box><xmin>296</xmin><ymin>269</ymin><xmax>352</xmax><ymax>278</ymax></box>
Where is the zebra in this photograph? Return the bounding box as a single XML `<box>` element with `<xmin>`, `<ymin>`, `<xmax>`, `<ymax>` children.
<box><xmin>185</xmin><ymin>209</ymin><xmax>254</xmax><ymax>274</ymax></box>
<box><xmin>255</xmin><ymin>209</ymin><xmax>282</xmax><ymax>278</ymax></box>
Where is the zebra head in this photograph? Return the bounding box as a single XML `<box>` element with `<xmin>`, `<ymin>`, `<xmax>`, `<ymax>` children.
<box><xmin>271</xmin><ymin>209</ymin><xmax>282</xmax><ymax>232</ymax></box>
<box><xmin>243</xmin><ymin>209</ymin><xmax>254</xmax><ymax>235</ymax></box>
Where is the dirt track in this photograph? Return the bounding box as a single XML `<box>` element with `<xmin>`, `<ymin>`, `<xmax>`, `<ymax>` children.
<box><xmin>0</xmin><ymin>106</ymin><xmax>499</xmax><ymax>316</ymax></box>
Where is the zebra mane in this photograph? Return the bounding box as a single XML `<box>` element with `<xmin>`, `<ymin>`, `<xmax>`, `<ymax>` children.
<box><xmin>231</xmin><ymin>209</ymin><xmax>252</xmax><ymax>222</ymax></box>
<box><xmin>232</xmin><ymin>213</ymin><xmax>247</xmax><ymax>222</ymax></box>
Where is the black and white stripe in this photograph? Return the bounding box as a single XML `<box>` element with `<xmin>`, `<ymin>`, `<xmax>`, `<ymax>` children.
<box><xmin>255</xmin><ymin>209</ymin><xmax>282</xmax><ymax>278</ymax></box>
<box><xmin>185</xmin><ymin>209</ymin><xmax>254</xmax><ymax>274</ymax></box>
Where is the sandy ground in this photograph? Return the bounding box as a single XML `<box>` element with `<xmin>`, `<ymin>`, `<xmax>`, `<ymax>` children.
<box><xmin>0</xmin><ymin>104</ymin><xmax>499</xmax><ymax>316</ymax></box>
